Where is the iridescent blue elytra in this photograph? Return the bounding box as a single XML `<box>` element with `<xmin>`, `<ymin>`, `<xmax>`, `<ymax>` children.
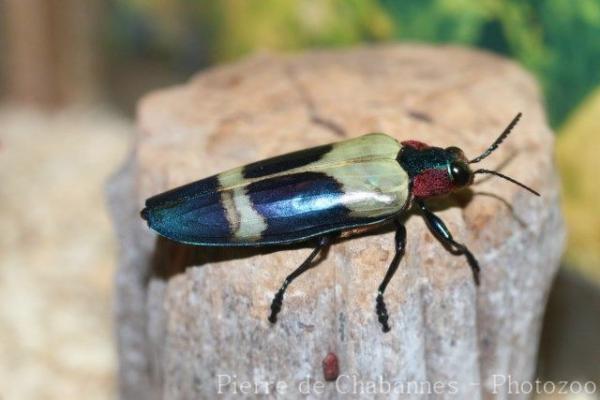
<box><xmin>141</xmin><ymin>114</ymin><xmax>540</xmax><ymax>332</ymax></box>
<box><xmin>141</xmin><ymin>133</ymin><xmax>410</xmax><ymax>246</ymax></box>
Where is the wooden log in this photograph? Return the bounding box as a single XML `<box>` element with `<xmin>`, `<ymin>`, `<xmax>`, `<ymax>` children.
<box><xmin>108</xmin><ymin>45</ymin><xmax>565</xmax><ymax>399</ymax></box>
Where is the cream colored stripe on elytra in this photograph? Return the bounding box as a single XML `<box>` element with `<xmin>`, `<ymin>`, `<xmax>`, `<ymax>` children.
<box><xmin>219</xmin><ymin>189</ymin><xmax>239</xmax><ymax>233</ymax></box>
<box><xmin>219</xmin><ymin>170</ymin><xmax>267</xmax><ymax>240</ymax></box>
<box><xmin>318</xmin><ymin>134</ymin><xmax>409</xmax><ymax>217</ymax></box>
<box><xmin>215</xmin><ymin>133</ymin><xmax>408</xmax><ymax>230</ymax></box>
<box><xmin>215</xmin><ymin>133</ymin><xmax>403</xmax><ymax>193</ymax></box>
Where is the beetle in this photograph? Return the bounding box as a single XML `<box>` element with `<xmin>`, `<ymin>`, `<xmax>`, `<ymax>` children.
<box><xmin>141</xmin><ymin>113</ymin><xmax>539</xmax><ymax>332</ymax></box>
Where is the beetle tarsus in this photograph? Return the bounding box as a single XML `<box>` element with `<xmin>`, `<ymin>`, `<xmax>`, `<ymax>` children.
<box><xmin>268</xmin><ymin>289</ymin><xmax>284</xmax><ymax>323</ymax></box>
<box><xmin>376</xmin><ymin>294</ymin><xmax>391</xmax><ymax>332</ymax></box>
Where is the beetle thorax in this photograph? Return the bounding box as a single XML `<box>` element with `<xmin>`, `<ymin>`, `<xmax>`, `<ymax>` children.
<box><xmin>398</xmin><ymin>141</ymin><xmax>473</xmax><ymax>199</ymax></box>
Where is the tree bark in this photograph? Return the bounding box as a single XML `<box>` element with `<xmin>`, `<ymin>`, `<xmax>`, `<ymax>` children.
<box><xmin>108</xmin><ymin>45</ymin><xmax>565</xmax><ymax>400</ymax></box>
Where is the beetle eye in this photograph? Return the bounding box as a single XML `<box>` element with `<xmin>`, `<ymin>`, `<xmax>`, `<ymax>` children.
<box><xmin>449</xmin><ymin>162</ymin><xmax>472</xmax><ymax>186</ymax></box>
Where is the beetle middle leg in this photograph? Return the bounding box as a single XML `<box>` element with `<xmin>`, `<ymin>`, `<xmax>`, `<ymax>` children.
<box><xmin>375</xmin><ymin>220</ymin><xmax>407</xmax><ymax>333</ymax></box>
<box><xmin>416</xmin><ymin>199</ymin><xmax>480</xmax><ymax>285</ymax></box>
<box><xmin>268</xmin><ymin>235</ymin><xmax>332</xmax><ymax>324</ymax></box>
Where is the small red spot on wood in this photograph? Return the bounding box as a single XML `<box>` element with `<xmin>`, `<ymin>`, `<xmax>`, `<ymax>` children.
<box><xmin>322</xmin><ymin>352</ymin><xmax>340</xmax><ymax>382</ymax></box>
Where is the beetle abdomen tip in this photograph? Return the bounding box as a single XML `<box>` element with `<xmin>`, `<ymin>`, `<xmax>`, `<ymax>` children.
<box><xmin>140</xmin><ymin>207</ymin><xmax>149</xmax><ymax>221</ymax></box>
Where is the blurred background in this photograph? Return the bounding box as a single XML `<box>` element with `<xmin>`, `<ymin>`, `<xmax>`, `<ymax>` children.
<box><xmin>0</xmin><ymin>1</ymin><xmax>598</xmax><ymax>399</ymax></box>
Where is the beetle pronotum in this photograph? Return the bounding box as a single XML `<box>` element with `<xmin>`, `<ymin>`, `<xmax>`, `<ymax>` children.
<box><xmin>141</xmin><ymin>113</ymin><xmax>539</xmax><ymax>332</ymax></box>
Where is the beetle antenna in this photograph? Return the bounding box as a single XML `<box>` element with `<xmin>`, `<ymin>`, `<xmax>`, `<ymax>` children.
<box><xmin>469</xmin><ymin>113</ymin><xmax>522</xmax><ymax>164</ymax></box>
<box><xmin>473</xmin><ymin>169</ymin><xmax>540</xmax><ymax>196</ymax></box>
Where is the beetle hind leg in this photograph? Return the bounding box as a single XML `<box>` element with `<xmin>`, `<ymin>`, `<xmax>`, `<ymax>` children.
<box><xmin>268</xmin><ymin>236</ymin><xmax>332</xmax><ymax>324</ymax></box>
<box><xmin>375</xmin><ymin>221</ymin><xmax>407</xmax><ymax>333</ymax></box>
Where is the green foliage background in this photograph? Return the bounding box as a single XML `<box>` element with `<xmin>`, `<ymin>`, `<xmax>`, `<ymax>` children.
<box><xmin>109</xmin><ymin>0</ymin><xmax>600</xmax><ymax>128</ymax></box>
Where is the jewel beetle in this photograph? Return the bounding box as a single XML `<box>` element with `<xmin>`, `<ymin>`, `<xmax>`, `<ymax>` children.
<box><xmin>141</xmin><ymin>113</ymin><xmax>539</xmax><ymax>332</ymax></box>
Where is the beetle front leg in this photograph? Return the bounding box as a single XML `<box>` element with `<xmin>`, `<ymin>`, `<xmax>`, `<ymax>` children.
<box><xmin>416</xmin><ymin>199</ymin><xmax>480</xmax><ymax>285</ymax></box>
<box><xmin>375</xmin><ymin>221</ymin><xmax>407</xmax><ymax>333</ymax></box>
<box><xmin>268</xmin><ymin>235</ymin><xmax>332</xmax><ymax>324</ymax></box>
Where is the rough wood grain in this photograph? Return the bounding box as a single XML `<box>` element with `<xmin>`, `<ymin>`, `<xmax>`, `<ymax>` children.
<box><xmin>108</xmin><ymin>44</ymin><xmax>565</xmax><ymax>399</ymax></box>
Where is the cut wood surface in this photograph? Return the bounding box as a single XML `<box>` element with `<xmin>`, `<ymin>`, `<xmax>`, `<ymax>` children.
<box><xmin>108</xmin><ymin>44</ymin><xmax>565</xmax><ymax>400</ymax></box>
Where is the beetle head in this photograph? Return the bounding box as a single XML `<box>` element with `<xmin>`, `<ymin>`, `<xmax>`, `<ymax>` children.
<box><xmin>399</xmin><ymin>113</ymin><xmax>540</xmax><ymax>199</ymax></box>
<box><xmin>399</xmin><ymin>142</ymin><xmax>474</xmax><ymax>198</ymax></box>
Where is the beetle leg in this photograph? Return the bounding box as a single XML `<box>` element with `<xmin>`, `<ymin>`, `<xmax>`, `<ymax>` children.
<box><xmin>375</xmin><ymin>221</ymin><xmax>407</xmax><ymax>333</ymax></box>
<box><xmin>416</xmin><ymin>199</ymin><xmax>480</xmax><ymax>285</ymax></box>
<box><xmin>268</xmin><ymin>236</ymin><xmax>332</xmax><ymax>324</ymax></box>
